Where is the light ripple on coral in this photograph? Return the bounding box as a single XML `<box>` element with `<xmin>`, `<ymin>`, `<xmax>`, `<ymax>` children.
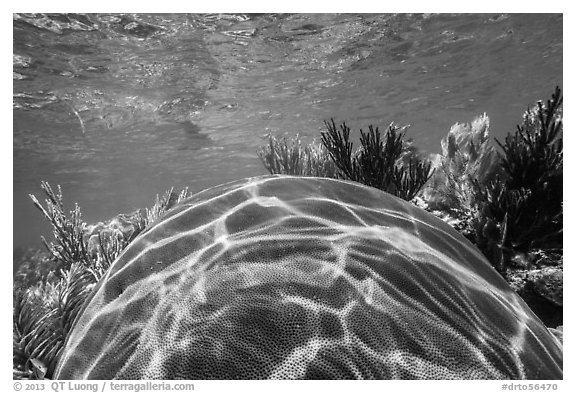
<box><xmin>55</xmin><ymin>175</ymin><xmax>562</xmax><ymax>379</ymax></box>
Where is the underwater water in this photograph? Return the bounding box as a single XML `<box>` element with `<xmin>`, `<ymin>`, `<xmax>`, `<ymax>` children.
<box><xmin>13</xmin><ymin>13</ymin><xmax>562</xmax><ymax>252</ymax></box>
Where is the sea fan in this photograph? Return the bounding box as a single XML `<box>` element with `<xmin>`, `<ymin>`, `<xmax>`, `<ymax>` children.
<box><xmin>423</xmin><ymin>113</ymin><xmax>501</xmax><ymax>213</ymax></box>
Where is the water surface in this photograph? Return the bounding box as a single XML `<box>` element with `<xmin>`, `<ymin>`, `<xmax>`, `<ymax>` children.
<box><xmin>13</xmin><ymin>13</ymin><xmax>563</xmax><ymax>251</ymax></box>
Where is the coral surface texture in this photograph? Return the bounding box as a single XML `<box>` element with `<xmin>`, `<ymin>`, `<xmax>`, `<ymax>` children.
<box><xmin>55</xmin><ymin>176</ymin><xmax>562</xmax><ymax>379</ymax></box>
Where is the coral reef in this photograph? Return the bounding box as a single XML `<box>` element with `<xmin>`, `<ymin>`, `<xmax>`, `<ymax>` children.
<box><xmin>28</xmin><ymin>182</ymin><xmax>94</xmax><ymax>270</ymax></box>
<box><xmin>257</xmin><ymin>133</ymin><xmax>338</xmax><ymax>178</ymax></box>
<box><xmin>54</xmin><ymin>176</ymin><xmax>561</xmax><ymax>379</ymax></box>
<box><xmin>422</xmin><ymin>113</ymin><xmax>501</xmax><ymax>214</ymax></box>
<box><xmin>472</xmin><ymin>87</ymin><xmax>563</xmax><ymax>272</ymax></box>
<box><xmin>14</xmin><ymin>249</ymin><xmax>63</xmax><ymax>291</ymax></box>
<box><xmin>505</xmin><ymin>249</ymin><xmax>563</xmax><ymax>328</ymax></box>
<box><xmin>255</xmin><ymin>87</ymin><xmax>562</xmax><ymax>328</ymax></box>
<box><xmin>421</xmin><ymin>87</ymin><xmax>562</xmax><ymax>278</ymax></box>
<box><xmin>13</xmin><ymin>262</ymin><xmax>96</xmax><ymax>379</ymax></box>
<box><xmin>421</xmin><ymin>88</ymin><xmax>563</xmax><ymax>326</ymax></box>
<box><xmin>13</xmin><ymin>184</ymin><xmax>189</xmax><ymax>379</ymax></box>
<box><xmin>320</xmin><ymin>119</ymin><xmax>433</xmax><ymax>200</ymax></box>
<box><xmin>257</xmin><ymin>119</ymin><xmax>433</xmax><ymax>201</ymax></box>
<box><xmin>14</xmin><ymin>86</ymin><xmax>563</xmax><ymax>379</ymax></box>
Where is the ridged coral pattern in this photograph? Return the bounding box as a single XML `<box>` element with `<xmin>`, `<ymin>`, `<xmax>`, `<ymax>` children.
<box><xmin>55</xmin><ymin>176</ymin><xmax>562</xmax><ymax>379</ymax></box>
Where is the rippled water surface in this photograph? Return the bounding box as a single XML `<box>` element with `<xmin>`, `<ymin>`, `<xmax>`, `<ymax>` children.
<box><xmin>13</xmin><ymin>13</ymin><xmax>562</xmax><ymax>250</ymax></box>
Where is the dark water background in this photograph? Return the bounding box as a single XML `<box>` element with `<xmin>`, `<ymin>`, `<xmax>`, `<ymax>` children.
<box><xmin>13</xmin><ymin>13</ymin><xmax>562</xmax><ymax>253</ymax></box>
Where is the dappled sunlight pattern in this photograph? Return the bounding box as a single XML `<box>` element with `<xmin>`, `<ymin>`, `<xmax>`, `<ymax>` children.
<box><xmin>55</xmin><ymin>176</ymin><xmax>562</xmax><ymax>379</ymax></box>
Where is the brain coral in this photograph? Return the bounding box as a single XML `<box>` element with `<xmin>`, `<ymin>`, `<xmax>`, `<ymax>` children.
<box><xmin>54</xmin><ymin>176</ymin><xmax>562</xmax><ymax>379</ymax></box>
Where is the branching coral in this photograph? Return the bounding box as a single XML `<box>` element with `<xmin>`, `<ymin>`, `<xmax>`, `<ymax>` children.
<box><xmin>15</xmin><ymin>183</ymin><xmax>190</xmax><ymax>379</ymax></box>
<box><xmin>497</xmin><ymin>87</ymin><xmax>563</xmax><ymax>192</ymax></box>
<box><xmin>320</xmin><ymin>119</ymin><xmax>433</xmax><ymax>200</ymax></box>
<box><xmin>257</xmin><ymin>133</ymin><xmax>339</xmax><ymax>178</ymax></box>
<box><xmin>472</xmin><ymin>87</ymin><xmax>563</xmax><ymax>272</ymax></box>
<box><xmin>257</xmin><ymin>120</ymin><xmax>433</xmax><ymax>200</ymax></box>
<box><xmin>419</xmin><ymin>88</ymin><xmax>562</xmax><ymax>274</ymax></box>
<box><xmin>29</xmin><ymin>182</ymin><xmax>91</xmax><ymax>270</ymax></box>
<box><xmin>13</xmin><ymin>263</ymin><xmax>95</xmax><ymax>379</ymax></box>
<box><xmin>144</xmin><ymin>187</ymin><xmax>190</xmax><ymax>227</ymax></box>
